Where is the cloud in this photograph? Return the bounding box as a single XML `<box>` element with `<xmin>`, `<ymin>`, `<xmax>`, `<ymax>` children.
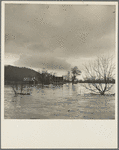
<box><xmin>5</xmin><ymin>4</ymin><xmax>116</xmax><ymax>71</ymax></box>
<box><xmin>15</xmin><ymin>54</ymin><xmax>71</xmax><ymax>71</ymax></box>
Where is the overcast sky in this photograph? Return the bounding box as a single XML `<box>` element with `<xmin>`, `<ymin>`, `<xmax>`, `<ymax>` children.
<box><xmin>5</xmin><ymin>3</ymin><xmax>116</xmax><ymax>78</ymax></box>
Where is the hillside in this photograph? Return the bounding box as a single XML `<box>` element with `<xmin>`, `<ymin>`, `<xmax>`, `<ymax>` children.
<box><xmin>5</xmin><ymin>65</ymin><xmax>41</xmax><ymax>82</ymax></box>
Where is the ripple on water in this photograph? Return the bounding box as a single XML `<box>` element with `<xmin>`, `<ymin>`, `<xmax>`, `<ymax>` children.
<box><xmin>4</xmin><ymin>83</ymin><xmax>115</xmax><ymax>119</ymax></box>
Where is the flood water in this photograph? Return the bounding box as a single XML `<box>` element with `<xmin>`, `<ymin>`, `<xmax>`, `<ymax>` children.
<box><xmin>4</xmin><ymin>83</ymin><xmax>115</xmax><ymax>119</ymax></box>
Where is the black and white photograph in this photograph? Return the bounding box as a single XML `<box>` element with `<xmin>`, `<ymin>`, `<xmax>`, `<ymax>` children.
<box><xmin>1</xmin><ymin>1</ymin><xmax>118</xmax><ymax>148</ymax></box>
<box><xmin>4</xmin><ymin>2</ymin><xmax>117</xmax><ymax>120</ymax></box>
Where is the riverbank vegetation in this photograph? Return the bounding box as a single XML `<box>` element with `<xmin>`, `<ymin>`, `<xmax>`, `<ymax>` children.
<box><xmin>5</xmin><ymin>55</ymin><xmax>115</xmax><ymax>95</ymax></box>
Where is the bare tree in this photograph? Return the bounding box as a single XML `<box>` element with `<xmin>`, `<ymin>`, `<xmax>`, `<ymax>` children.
<box><xmin>71</xmin><ymin>66</ymin><xmax>81</xmax><ymax>82</ymax></box>
<box><xmin>83</xmin><ymin>56</ymin><xmax>115</xmax><ymax>95</ymax></box>
<box><xmin>11</xmin><ymin>84</ymin><xmax>17</xmax><ymax>96</ymax></box>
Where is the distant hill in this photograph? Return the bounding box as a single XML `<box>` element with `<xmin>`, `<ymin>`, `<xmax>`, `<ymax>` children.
<box><xmin>5</xmin><ymin>65</ymin><xmax>41</xmax><ymax>82</ymax></box>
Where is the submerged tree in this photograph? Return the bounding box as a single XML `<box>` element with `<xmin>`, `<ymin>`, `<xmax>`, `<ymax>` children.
<box><xmin>83</xmin><ymin>56</ymin><xmax>115</xmax><ymax>95</ymax></box>
<box><xmin>71</xmin><ymin>66</ymin><xmax>81</xmax><ymax>82</ymax></box>
<box><xmin>11</xmin><ymin>84</ymin><xmax>18</xmax><ymax>96</ymax></box>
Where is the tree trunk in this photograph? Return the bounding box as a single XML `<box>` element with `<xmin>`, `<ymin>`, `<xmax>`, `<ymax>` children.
<box><xmin>72</xmin><ymin>75</ymin><xmax>76</xmax><ymax>83</ymax></box>
<box><xmin>100</xmin><ymin>91</ymin><xmax>105</xmax><ymax>95</ymax></box>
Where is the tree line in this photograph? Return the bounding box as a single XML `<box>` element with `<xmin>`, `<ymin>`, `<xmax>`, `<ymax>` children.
<box><xmin>5</xmin><ymin>56</ymin><xmax>115</xmax><ymax>95</ymax></box>
<box><xmin>64</xmin><ymin>55</ymin><xmax>115</xmax><ymax>95</ymax></box>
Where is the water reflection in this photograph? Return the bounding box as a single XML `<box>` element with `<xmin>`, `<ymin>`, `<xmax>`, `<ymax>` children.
<box><xmin>4</xmin><ymin>83</ymin><xmax>115</xmax><ymax>119</ymax></box>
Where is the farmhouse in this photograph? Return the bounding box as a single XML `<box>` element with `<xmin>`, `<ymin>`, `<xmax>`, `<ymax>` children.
<box><xmin>23</xmin><ymin>77</ymin><xmax>38</xmax><ymax>84</ymax></box>
<box><xmin>52</xmin><ymin>76</ymin><xmax>63</xmax><ymax>84</ymax></box>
